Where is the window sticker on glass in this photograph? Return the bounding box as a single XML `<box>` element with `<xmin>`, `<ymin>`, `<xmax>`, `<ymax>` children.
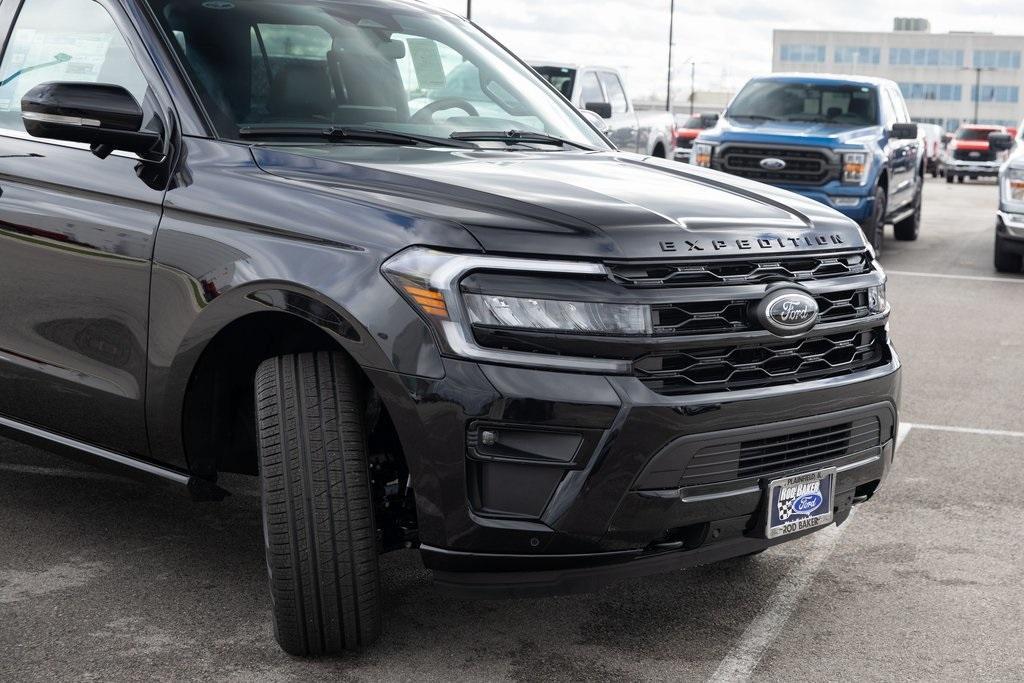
<box><xmin>407</xmin><ymin>38</ymin><xmax>447</xmax><ymax>90</ymax></box>
<box><xmin>0</xmin><ymin>29</ymin><xmax>116</xmax><ymax>110</ymax></box>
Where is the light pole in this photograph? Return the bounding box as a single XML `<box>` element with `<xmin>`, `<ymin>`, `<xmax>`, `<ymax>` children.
<box><xmin>689</xmin><ymin>61</ymin><xmax>696</xmax><ymax>115</ymax></box>
<box><xmin>676</xmin><ymin>57</ymin><xmax>700</xmax><ymax>116</ymax></box>
<box><xmin>967</xmin><ymin>66</ymin><xmax>996</xmax><ymax>124</ymax></box>
<box><xmin>666</xmin><ymin>0</ymin><xmax>675</xmax><ymax>112</ymax></box>
<box><xmin>467</xmin><ymin>0</ymin><xmax>471</xmax><ymax>20</ymax></box>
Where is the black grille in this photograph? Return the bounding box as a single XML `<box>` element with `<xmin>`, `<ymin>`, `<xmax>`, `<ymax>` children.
<box><xmin>676</xmin><ymin>136</ymin><xmax>695</xmax><ymax>149</ymax></box>
<box><xmin>953</xmin><ymin>148</ymin><xmax>996</xmax><ymax>162</ymax></box>
<box><xmin>717</xmin><ymin>146</ymin><xmax>837</xmax><ymax>184</ymax></box>
<box><xmin>635</xmin><ymin>328</ymin><xmax>887</xmax><ymax>395</ymax></box>
<box><xmin>651</xmin><ymin>288</ymin><xmax>870</xmax><ymax>335</ymax></box>
<box><xmin>609</xmin><ymin>253</ymin><xmax>870</xmax><ymax>288</ymax></box>
<box><xmin>678</xmin><ymin>417</ymin><xmax>881</xmax><ymax>486</ymax></box>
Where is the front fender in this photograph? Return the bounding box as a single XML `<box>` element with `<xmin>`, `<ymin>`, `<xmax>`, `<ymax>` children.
<box><xmin>144</xmin><ymin>137</ymin><xmax>476</xmax><ymax>469</ymax></box>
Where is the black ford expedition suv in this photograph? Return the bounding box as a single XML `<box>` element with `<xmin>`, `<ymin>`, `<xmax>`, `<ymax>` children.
<box><xmin>0</xmin><ymin>0</ymin><xmax>900</xmax><ymax>656</ymax></box>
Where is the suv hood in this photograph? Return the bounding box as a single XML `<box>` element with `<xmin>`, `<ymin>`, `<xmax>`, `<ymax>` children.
<box><xmin>253</xmin><ymin>145</ymin><xmax>865</xmax><ymax>260</ymax></box>
<box><xmin>708</xmin><ymin>118</ymin><xmax>882</xmax><ymax>148</ymax></box>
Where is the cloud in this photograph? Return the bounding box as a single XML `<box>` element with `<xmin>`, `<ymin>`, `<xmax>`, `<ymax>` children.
<box><xmin>424</xmin><ymin>0</ymin><xmax>1024</xmax><ymax>101</ymax></box>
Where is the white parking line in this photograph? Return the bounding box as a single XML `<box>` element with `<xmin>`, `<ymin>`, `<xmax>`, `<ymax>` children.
<box><xmin>896</xmin><ymin>423</ymin><xmax>914</xmax><ymax>450</ymax></box>
<box><xmin>886</xmin><ymin>270</ymin><xmax>1024</xmax><ymax>285</ymax></box>
<box><xmin>707</xmin><ymin>511</ymin><xmax>855</xmax><ymax>683</ymax></box>
<box><xmin>707</xmin><ymin>419</ymin><xmax>1019</xmax><ymax>682</ymax></box>
<box><xmin>903</xmin><ymin>422</ymin><xmax>1024</xmax><ymax>439</ymax></box>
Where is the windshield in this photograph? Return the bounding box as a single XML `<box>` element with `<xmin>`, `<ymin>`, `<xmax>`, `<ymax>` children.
<box><xmin>956</xmin><ymin>128</ymin><xmax>999</xmax><ymax>141</ymax></box>
<box><xmin>728</xmin><ymin>80</ymin><xmax>879</xmax><ymax>126</ymax></box>
<box><xmin>677</xmin><ymin>115</ymin><xmax>703</xmax><ymax>129</ymax></box>
<box><xmin>143</xmin><ymin>0</ymin><xmax>607</xmax><ymax>148</ymax></box>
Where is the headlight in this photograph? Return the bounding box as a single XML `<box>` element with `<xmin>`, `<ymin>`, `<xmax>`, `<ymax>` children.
<box><xmin>465</xmin><ymin>294</ymin><xmax>651</xmax><ymax>335</ymax></box>
<box><xmin>842</xmin><ymin>151</ymin><xmax>870</xmax><ymax>185</ymax></box>
<box><xmin>867</xmin><ymin>284</ymin><xmax>887</xmax><ymax>314</ymax></box>
<box><xmin>382</xmin><ymin>247</ymin><xmax>632</xmax><ymax>373</ymax></box>
<box><xmin>1004</xmin><ymin>168</ymin><xmax>1024</xmax><ymax>202</ymax></box>
<box><xmin>692</xmin><ymin>142</ymin><xmax>713</xmax><ymax>167</ymax></box>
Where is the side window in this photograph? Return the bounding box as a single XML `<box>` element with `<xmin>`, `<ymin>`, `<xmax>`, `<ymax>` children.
<box><xmin>892</xmin><ymin>88</ymin><xmax>911</xmax><ymax>123</ymax></box>
<box><xmin>0</xmin><ymin>0</ymin><xmax>150</xmax><ymax>134</ymax></box>
<box><xmin>598</xmin><ymin>73</ymin><xmax>628</xmax><ymax>114</ymax></box>
<box><xmin>577</xmin><ymin>71</ymin><xmax>604</xmax><ymax>107</ymax></box>
<box><xmin>880</xmin><ymin>89</ymin><xmax>898</xmax><ymax>127</ymax></box>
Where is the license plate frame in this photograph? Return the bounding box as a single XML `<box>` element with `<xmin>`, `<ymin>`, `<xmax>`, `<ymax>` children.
<box><xmin>764</xmin><ymin>467</ymin><xmax>836</xmax><ymax>539</ymax></box>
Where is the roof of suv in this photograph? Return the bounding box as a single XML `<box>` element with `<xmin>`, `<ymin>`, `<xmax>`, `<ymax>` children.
<box><xmin>759</xmin><ymin>72</ymin><xmax>898</xmax><ymax>89</ymax></box>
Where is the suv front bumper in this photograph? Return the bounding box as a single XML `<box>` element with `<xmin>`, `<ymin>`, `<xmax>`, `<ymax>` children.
<box><xmin>368</xmin><ymin>351</ymin><xmax>901</xmax><ymax>597</ymax></box>
<box><xmin>997</xmin><ymin>212</ymin><xmax>1024</xmax><ymax>252</ymax></box>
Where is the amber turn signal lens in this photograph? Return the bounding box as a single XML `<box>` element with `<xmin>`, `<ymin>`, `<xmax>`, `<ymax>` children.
<box><xmin>402</xmin><ymin>284</ymin><xmax>449</xmax><ymax>318</ymax></box>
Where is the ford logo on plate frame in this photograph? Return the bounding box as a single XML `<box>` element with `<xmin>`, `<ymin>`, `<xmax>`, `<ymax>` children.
<box><xmin>759</xmin><ymin>157</ymin><xmax>787</xmax><ymax>171</ymax></box>
<box><xmin>755</xmin><ymin>288</ymin><xmax>819</xmax><ymax>336</ymax></box>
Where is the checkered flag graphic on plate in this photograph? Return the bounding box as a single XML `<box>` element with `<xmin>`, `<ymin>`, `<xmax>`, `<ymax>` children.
<box><xmin>777</xmin><ymin>497</ymin><xmax>795</xmax><ymax>521</ymax></box>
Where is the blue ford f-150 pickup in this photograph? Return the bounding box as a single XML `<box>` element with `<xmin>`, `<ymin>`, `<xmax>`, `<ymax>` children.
<box><xmin>693</xmin><ymin>74</ymin><xmax>923</xmax><ymax>253</ymax></box>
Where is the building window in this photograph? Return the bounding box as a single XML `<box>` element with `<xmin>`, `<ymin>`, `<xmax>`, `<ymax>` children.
<box><xmin>834</xmin><ymin>46</ymin><xmax>880</xmax><ymax>65</ymax></box>
<box><xmin>972</xmin><ymin>85</ymin><xmax>1020</xmax><ymax>103</ymax></box>
<box><xmin>779</xmin><ymin>44</ymin><xmax>826</xmax><ymax>63</ymax></box>
<box><xmin>889</xmin><ymin>48</ymin><xmax>963</xmax><ymax>67</ymax></box>
<box><xmin>898</xmin><ymin>83</ymin><xmax>963</xmax><ymax>101</ymax></box>
<box><xmin>973</xmin><ymin>50</ymin><xmax>1021</xmax><ymax>69</ymax></box>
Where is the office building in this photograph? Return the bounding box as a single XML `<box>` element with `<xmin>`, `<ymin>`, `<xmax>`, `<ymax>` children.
<box><xmin>773</xmin><ymin>18</ymin><xmax>1023</xmax><ymax>131</ymax></box>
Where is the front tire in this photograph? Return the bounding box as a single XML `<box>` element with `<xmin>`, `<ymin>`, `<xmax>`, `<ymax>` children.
<box><xmin>894</xmin><ymin>178</ymin><xmax>922</xmax><ymax>241</ymax></box>
<box><xmin>995</xmin><ymin>236</ymin><xmax>1024</xmax><ymax>273</ymax></box>
<box><xmin>860</xmin><ymin>185</ymin><xmax>886</xmax><ymax>254</ymax></box>
<box><xmin>256</xmin><ymin>352</ymin><xmax>382</xmax><ymax>656</ymax></box>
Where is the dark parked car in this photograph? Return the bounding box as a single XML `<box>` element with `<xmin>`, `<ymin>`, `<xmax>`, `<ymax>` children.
<box><xmin>0</xmin><ymin>0</ymin><xmax>900</xmax><ymax>656</ymax></box>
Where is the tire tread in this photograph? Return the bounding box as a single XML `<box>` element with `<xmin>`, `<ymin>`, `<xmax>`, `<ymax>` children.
<box><xmin>256</xmin><ymin>352</ymin><xmax>381</xmax><ymax>656</ymax></box>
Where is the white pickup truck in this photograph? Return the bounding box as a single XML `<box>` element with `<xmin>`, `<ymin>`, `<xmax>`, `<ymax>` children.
<box><xmin>532</xmin><ymin>63</ymin><xmax>675</xmax><ymax>158</ymax></box>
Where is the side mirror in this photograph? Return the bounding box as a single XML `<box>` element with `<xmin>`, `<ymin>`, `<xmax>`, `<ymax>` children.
<box><xmin>890</xmin><ymin>122</ymin><xmax>918</xmax><ymax>140</ymax></box>
<box><xmin>580</xmin><ymin>108</ymin><xmax>611</xmax><ymax>134</ymax></box>
<box><xmin>700</xmin><ymin>113</ymin><xmax>719</xmax><ymax>128</ymax></box>
<box><xmin>941</xmin><ymin>133</ymin><xmax>952</xmax><ymax>144</ymax></box>
<box><xmin>988</xmin><ymin>132</ymin><xmax>1014</xmax><ymax>152</ymax></box>
<box><xmin>21</xmin><ymin>82</ymin><xmax>162</xmax><ymax>159</ymax></box>
<box><xmin>584</xmin><ymin>101</ymin><xmax>613</xmax><ymax>119</ymax></box>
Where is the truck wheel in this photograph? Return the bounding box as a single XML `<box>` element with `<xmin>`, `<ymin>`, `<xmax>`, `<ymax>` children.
<box><xmin>256</xmin><ymin>352</ymin><xmax>382</xmax><ymax>656</ymax></box>
<box><xmin>946</xmin><ymin>173</ymin><xmax>954</xmax><ymax>184</ymax></box>
<box><xmin>860</xmin><ymin>186</ymin><xmax>886</xmax><ymax>254</ymax></box>
<box><xmin>894</xmin><ymin>179</ymin><xmax>922</xmax><ymax>241</ymax></box>
<box><xmin>994</xmin><ymin>237</ymin><xmax>1024</xmax><ymax>273</ymax></box>
<box><xmin>957</xmin><ymin>175</ymin><xmax>965</xmax><ymax>184</ymax></box>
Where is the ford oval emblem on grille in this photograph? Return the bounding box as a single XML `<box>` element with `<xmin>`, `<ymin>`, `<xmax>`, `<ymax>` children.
<box><xmin>755</xmin><ymin>288</ymin><xmax>819</xmax><ymax>336</ymax></box>
<box><xmin>760</xmin><ymin>157</ymin><xmax>787</xmax><ymax>171</ymax></box>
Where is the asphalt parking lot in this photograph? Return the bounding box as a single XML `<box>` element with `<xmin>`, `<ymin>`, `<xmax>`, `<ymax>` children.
<box><xmin>2</xmin><ymin>177</ymin><xmax>1022</xmax><ymax>682</ymax></box>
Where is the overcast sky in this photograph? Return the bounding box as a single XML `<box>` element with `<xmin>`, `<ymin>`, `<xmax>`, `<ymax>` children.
<box><xmin>424</xmin><ymin>0</ymin><xmax>1024</xmax><ymax>101</ymax></box>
